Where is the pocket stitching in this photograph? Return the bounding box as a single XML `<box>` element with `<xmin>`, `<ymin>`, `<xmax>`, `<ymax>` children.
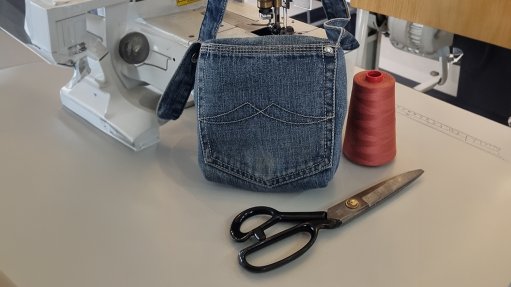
<box><xmin>207</xmin><ymin>151</ymin><xmax>332</xmax><ymax>188</ymax></box>
<box><xmin>199</xmin><ymin>102</ymin><xmax>333</xmax><ymax>125</ymax></box>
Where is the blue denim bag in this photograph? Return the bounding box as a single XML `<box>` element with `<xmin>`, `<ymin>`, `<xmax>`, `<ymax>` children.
<box><xmin>157</xmin><ymin>0</ymin><xmax>358</xmax><ymax>192</ymax></box>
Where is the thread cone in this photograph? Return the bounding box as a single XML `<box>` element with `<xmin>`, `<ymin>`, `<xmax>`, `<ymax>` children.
<box><xmin>343</xmin><ymin>70</ymin><xmax>396</xmax><ymax>166</ymax></box>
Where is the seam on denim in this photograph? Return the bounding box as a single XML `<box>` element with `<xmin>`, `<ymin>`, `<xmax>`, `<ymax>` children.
<box><xmin>204</xmin><ymin>43</ymin><xmax>328</xmax><ymax>49</ymax></box>
<box><xmin>199</xmin><ymin>103</ymin><xmax>333</xmax><ymax>125</ymax></box>
<box><xmin>200</xmin><ymin>102</ymin><xmax>329</xmax><ymax>120</ymax></box>
<box><xmin>199</xmin><ymin>0</ymin><xmax>228</xmax><ymax>41</ymax></box>
<box><xmin>322</xmin><ymin>50</ymin><xmax>328</xmax><ymax>161</ymax></box>
<box><xmin>323</xmin><ymin>0</ymin><xmax>350</xmax><ymax>21</ymax></box>
<box><xmin>204</xmin><ymin>45</ymin><xmax>326</xmax><ymax>49</ymax></box>
<box><xmin>207</xmin><ymin>156</ymin><xmax>331</xmax><ymax>188</ymax></box>
<box><xmin>204</xmin><ymin>161</ymin><xmax>269</xmax><ymax>188</ymax></box>
<box><xmin>202</xmin><ymin>44</ymin><xmax>330</xmax><ymax>54</ymax></box>
<box><xmin>343</xmin><ymin>0</ymin><xmax>351</xmax><ymax>21</ymax></box>
<box><xmin>197</xmin><ymin>59</ymin><xmax>210</xmax><ymax>163</ymax></box>
<box><xmin>203</xmin><ymin>117</ymin><xmax>334</xmax><ymax>186</ymax></box>
<box><xmin>204</xmin><ymin>52</ymin><xmax>328</xmax><ymax>57</ymax></box>
<box><xmin>214</xmin><ymin>161</ymin><xmax>325</xmax><ymax>188</ymax></box>
<box><xmin>211</xmin><ymin>0</ymin><xmax>227</xmax><ymax>40</ymax></box>
<box><xmin>320</xmin><ymin>48</ymin><xmax>336</xmax><ymax>165</ymax></box>
<box><xmin>337</xmin><ymin>25</ymin><xmax>346</xmax><ymax>46</ymax></box>
<box><xmin>201</xmin><ymin>125</ymin><xmax>334</xmax><ymax>187</ymax></box>
<box><xmin>201</xmin><ymin>115</ymin><xmax>332</xmax><ymax>125</ymax></box>
<box><xmin>200</xmin><ymin>109</ymin><xmax>334</xmax><ymax>186</ymax></box>
<box><xmin>202</xmin><ymin>50</ymin><xmax>326</xmax><ymax>56</ymax></box>
<box><xmin>201</xmin><ymin>117</ymin><xmax>334</xmax><ymax>187</ymax></box>
<box><xmin>330</xmin><ymin>50</ymin><xmax>338</xmax><ymax>164</ymax></box>
<box><xmin>203</xmin><ymin>46</ymin><xmax>326</xmax><ymax>52</ymax></box>
<box><xmin>271</xmin><ymin>160</ymin><xmax>332</xmax><ymax>186</ymax></box>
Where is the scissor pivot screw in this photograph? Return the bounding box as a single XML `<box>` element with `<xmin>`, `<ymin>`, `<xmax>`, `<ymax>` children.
<box><xmin>345</xmin><ymin>198</ymin><xmax>360</xmax><ymax>209</ymax></box>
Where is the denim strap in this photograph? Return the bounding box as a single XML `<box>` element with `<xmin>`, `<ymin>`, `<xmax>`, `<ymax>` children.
<box><xmin>198</xmin><ymin>0</ymin><xmax>229</xmax><ymax>41</ymax></box>
<box><xmin>157</xmin><ymin>0</ymin><xmax>356</xmax><ymax>120</ymax></box>
<box><xmin>156</xmin><ymin>42</ymin><xmax>201</xmax><ymax>121</ymax></box>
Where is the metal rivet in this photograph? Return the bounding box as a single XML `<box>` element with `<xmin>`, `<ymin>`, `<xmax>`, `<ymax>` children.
<box><xmin>345</xmin><ymin>198</ymin><xmax>360</xmax><ymax>209</ymax></box>
<box><xmin>191</xmin><ymin>53</ymin><xmax>198</xmax><ymax>63</ymax></box>
<box><xmin>324</xmin><ymin>46</ymin><xmax>334</xmax><ymax>54</ymax></box>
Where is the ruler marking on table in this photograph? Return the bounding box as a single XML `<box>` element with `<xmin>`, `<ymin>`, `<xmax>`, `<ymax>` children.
<box><xmin>397</xmin><ymin>105</ymin><xmax>505</xmax><ymax>161</ymax></box>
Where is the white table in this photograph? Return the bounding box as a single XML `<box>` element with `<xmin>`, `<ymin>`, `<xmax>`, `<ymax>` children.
<box><xmin>1</xmin><ymin>29</ymin><xmax>511</xmax><ymax>287</ymax></box>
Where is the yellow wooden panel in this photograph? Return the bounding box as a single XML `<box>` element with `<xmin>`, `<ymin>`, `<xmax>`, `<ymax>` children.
<box><xmin>176</xmin><ymin>0</ymin><xmax>201</xmax><ymax>7</ymax></box>
<box><xmin>350</xmin><ymin>0</ymin><xmax>511</xmax><ymax>50</ymax></box>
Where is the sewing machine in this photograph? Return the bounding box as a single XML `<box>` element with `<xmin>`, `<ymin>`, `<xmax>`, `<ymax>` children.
<box><xmin>22</xmin><ymin>0</ymin><xmax>298</xmax><ymax>151</ymax></box>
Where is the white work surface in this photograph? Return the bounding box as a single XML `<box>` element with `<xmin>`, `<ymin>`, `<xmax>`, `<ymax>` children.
<box><xmin>1</xmin><ymin>29</ymin><xmax>511</xmax><ymax>287</ymax></box>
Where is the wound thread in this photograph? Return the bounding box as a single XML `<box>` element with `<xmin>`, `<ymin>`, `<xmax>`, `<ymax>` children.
<box><xmin>343</xmin><ymin>70</ymin><xmax>396</xmax><ymax>166</ymax></box>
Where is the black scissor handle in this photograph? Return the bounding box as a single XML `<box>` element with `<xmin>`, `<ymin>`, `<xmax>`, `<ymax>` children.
<box><xmin>230</xmin><ymin>206</ymin><xmax>327</xmax><ymax>242</ymax></box>
<box><xmin>238</xmin><ymin>219</ymin><xmax>341</xmax><ymax>273</ymax></box>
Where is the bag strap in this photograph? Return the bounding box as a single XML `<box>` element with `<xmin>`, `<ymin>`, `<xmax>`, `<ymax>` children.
<box><xmin>157</xmin><ymin>0</ymin><xmax>358</xmax><ymax>120</ymax></box>
<box><xmin>198</xmin><ymin>0</ymin><xmax>229</xmax><ymax>42</ymax></box>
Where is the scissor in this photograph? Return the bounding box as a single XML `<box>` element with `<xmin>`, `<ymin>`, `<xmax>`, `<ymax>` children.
<box><xmin>230</xmin><ymin>169</ymin><xmax>424</xmax><ymax>272</ymax></box>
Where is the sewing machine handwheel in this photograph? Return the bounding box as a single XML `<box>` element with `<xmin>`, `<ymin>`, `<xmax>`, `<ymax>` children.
<box><xmin>119</xmin><ymin>32</ymin><xmax>150</xmax><ymax>65</ymax></box>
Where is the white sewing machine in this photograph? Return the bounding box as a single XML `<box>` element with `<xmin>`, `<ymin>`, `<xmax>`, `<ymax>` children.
<box><xmin>24</xmin><ymin>0</ymin><xmax>211</xmax><ymax>150</ymax></box>
<box><xmin>22</xmin><ymin>0</ymin><xmax>311</xmax><ymax>151</ymax></box>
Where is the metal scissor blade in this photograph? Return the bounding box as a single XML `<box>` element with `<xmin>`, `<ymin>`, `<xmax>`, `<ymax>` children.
<box><xmin>326</xmin><ymin>169</ymin><xmax>424</xmax><ymax>223</ymax></box>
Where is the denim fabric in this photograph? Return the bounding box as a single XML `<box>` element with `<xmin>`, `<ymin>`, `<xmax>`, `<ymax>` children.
<box><xmin>157</xmin><ymin>0</ymin><xmax>359</xmax><ymax>192</ymax></box>
<box><xmin>197</xmin><ymin>0</ymin><xmax>228</xmax><ymax>41</ymax></box>
<box><xmin>196</xmin><ymin>37</ymin><xmax>345</xmax><ymax>191</ymax></box>
<box><xmin>157</xmin><ymin>43</ymin><xmax>200</xmax><ymax>120</ymax></box>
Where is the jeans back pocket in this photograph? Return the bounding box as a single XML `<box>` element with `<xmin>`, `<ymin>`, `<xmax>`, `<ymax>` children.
<box><xmin>196</xmin><ymin>37</ymin><xmax>345</xmax><ymax>191</ymax></box>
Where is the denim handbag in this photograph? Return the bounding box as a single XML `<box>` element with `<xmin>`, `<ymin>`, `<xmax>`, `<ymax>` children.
<box><xmin>157</xmin><ymin>0</ymin><xmax>359</xmax><ymax>192</ymax></box>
